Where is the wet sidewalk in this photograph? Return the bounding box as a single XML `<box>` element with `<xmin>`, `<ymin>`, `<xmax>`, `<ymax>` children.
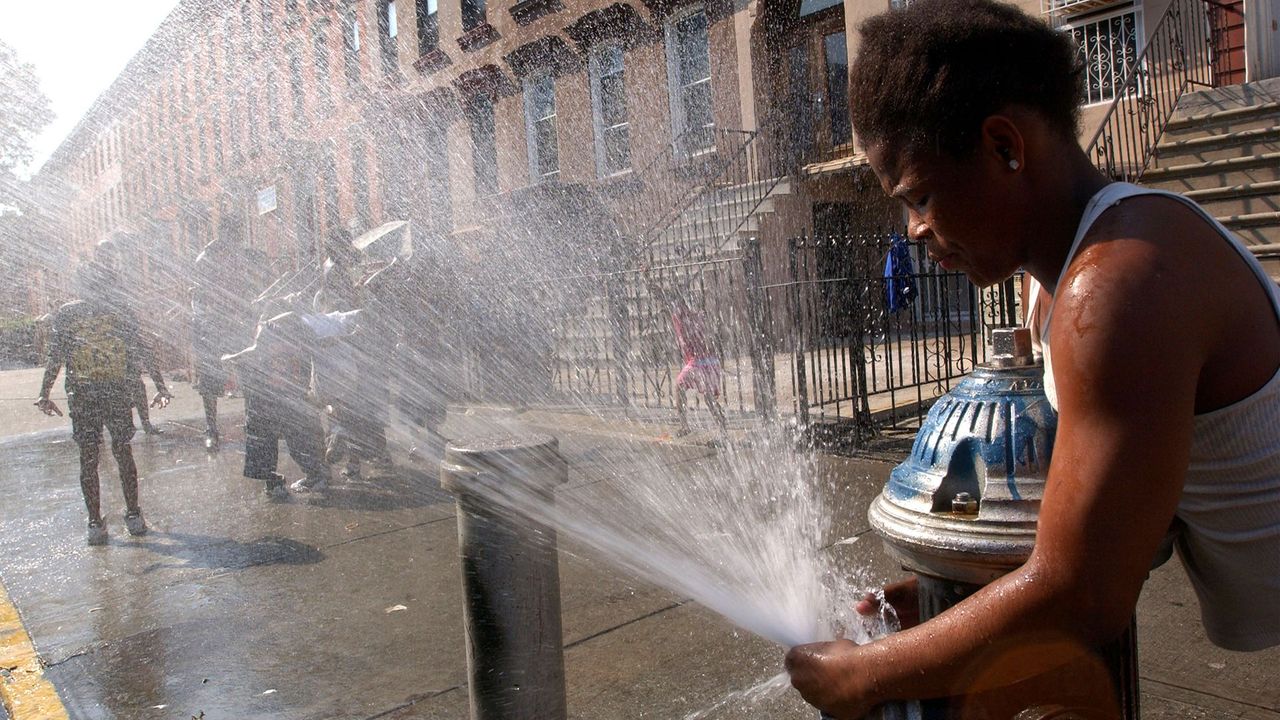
<box><xmin>0</xmin><ymin>368</ymin><xmax>1276</xmax><ymax>719</ymax></box>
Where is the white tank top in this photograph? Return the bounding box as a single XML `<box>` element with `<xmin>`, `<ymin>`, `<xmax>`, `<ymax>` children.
<box><xmin>1026</xmin><ymin>182</ymin><xmax>1280</xmax><ymax>651</ymax></box>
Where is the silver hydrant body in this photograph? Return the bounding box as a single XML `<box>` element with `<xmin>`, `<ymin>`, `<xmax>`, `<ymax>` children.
<box><xmin>441</xmin><ymin>432</ymin><xmax>569</xmax><ymax>720</ymax></box>
<box><xmin>868</xmin><ymin>328</ymin><xmax>1139</xmax><ymax>719</ymax></box>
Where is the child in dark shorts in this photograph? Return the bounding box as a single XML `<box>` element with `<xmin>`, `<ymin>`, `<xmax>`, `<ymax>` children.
<box><xmin>36</xmin><ymin>259</ymin><xmax>171</xmax><ymax>545</ymax></box>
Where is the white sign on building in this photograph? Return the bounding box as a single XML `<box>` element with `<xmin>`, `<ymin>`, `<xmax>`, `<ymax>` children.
<box><xmin>257</xmin><ymin>185</ymin><xmax>278</xmax><ymax>215</ymax></box>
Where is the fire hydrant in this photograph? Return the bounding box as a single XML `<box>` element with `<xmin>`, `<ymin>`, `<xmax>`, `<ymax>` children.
<box><xmin>868</xmin><ymin>327</ymin><xmax>1139</xmax><ymax>719</ymax></box>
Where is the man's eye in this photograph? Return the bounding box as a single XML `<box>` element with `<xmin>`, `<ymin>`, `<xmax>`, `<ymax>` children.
<box><xmin>913</xmin><ymin>195</ymin><xmax>930</xmax><ymax>212</ymax></box>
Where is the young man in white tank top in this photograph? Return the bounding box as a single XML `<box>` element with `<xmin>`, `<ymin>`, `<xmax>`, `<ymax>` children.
<box><xmin>785</xmin><ymin>0</ymin><xmax>1280</xmax><ymax>717</ymax></box>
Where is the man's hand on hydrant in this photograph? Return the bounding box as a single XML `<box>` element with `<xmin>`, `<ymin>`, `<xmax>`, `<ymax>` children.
<box><xmin>786</xmin><ymin>639</ymin><xmax>874</xmax><ymax>720</ymax></box>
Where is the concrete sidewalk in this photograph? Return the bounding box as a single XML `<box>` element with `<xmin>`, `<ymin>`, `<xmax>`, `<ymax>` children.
<box><xmin>0</xmin><ymin>365</ymin><xmax>1276</xmax><ymax>718</ymax></box>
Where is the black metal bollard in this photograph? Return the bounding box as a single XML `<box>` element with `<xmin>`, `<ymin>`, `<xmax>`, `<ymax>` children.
<box><xmin>441</xmin><ymin>432</ymin><xmax>569</xmax><ymax>720</ymax></box>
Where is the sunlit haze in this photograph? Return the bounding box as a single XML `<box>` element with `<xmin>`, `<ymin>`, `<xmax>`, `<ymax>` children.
<box><xmin>1</xmin><ymin>0</ymin><xmax>179</xmax><ymax>176</ymax></box>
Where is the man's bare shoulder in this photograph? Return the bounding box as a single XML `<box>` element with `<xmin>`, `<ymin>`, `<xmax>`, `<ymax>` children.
<box><xmin>1049</xmin><ymin>195</ymin><xmax>1221</xmax><ymax>405</ymax></box>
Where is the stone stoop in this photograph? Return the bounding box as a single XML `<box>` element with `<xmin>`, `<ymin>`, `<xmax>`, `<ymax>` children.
<box><xmin>1144</xmin><ymin>79</ymin><xmax>1280</xmax><ymax>278</ymax></box>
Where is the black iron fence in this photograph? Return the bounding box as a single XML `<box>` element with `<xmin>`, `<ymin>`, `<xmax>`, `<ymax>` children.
<box><xmin>458</xmin><ymin>231</ymin><xmax>1024</xmax><ymax>449</ymax></box>
<box><xmin>758</xmin><ymin>232</ymin><xmax>1021</xmax><ymax>446</ymax></box>
<box><xmin>463</xmin><ymin>253</ymin><xmax>767</xmax><ymax>421</ymax></box>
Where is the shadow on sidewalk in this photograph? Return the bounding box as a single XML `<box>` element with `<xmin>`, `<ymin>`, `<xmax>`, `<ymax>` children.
<box><xmin>128</xmin><ymin>531</ymin><xmax>325</xmax><ymax>573</ymax></box>
<box><xmin>299</xmin><ymin>462</ymin><xmax>451</xmax><ymax>512</ymax></box>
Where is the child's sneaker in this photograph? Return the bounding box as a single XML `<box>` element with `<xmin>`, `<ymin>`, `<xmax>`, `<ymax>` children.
<box><xmin>264</xmin><ymin>474</ymin><xmax>289</xmax><ymax>501</ymax></box>
<box><xmin>124</xmin><ymin>511</ymin><xmax>148</xmax><ymax>536</ymax></box>
<box><xmin>87</xmin><ymin>520</ymin><xmax>108</xmax><ymax>546</ymax></box>
<box><xmin>205</xmin><ymin>431</ymin><xmax>220</xmax><ymax>452</ymax></box>
<box><xmin>290</xmin><ymin>476</ymin><xmax>328</xmax><ymax>493</ymax></box>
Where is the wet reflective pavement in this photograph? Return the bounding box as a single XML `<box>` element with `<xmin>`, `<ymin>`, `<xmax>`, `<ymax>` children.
<box><xmin>0</xmin><ymin>371</ymin><xmax>832</xmax><ymax>719</ymax></box>
<box><xmin>1</xmin><ymin>369</ymin><xmax>1278</xmax><ymax>718</ymax></box>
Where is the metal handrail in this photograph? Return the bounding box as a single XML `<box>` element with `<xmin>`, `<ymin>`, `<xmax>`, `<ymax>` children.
<box><xmin>1083</xmin><ymin>0</ymin><xmax>1220</xmax><ymax>182</ymax></box>
<box><xmin>620</xmin><ymin>127</ymin><xmax>760</xmax><ymax>260</ymax></box>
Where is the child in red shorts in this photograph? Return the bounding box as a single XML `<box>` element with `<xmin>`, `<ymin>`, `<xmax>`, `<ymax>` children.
<box><xmin>644</xmin><ymin>270</ymin><xmax>727</xmax><ymax>437</ymax></box>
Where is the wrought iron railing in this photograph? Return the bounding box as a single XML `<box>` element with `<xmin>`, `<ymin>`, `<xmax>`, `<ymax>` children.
<box><xmin>761</xmin><ymin>232</ymin><xmax>1022</xmax><ymax>446</ymax></box>
<box><xmin>1084</xmin><ymin>0</ymin><xmax>1222</xmax><ymax>181</ymax></box>
<box><xmin>616</xmin><ymin>127</ymin><xmax>758</xmax><ymax>262</ymax></box>
<box><xmin>616</xmin><ymin>116</ymin><xmax>798</xmax><ymax>266</ymax></box>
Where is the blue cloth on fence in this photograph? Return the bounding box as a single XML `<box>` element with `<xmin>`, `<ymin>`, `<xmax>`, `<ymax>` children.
<box><xmin>884</xmin><ymin>233</ymin><xmax>919</xmax><ymax>313</ymax></box>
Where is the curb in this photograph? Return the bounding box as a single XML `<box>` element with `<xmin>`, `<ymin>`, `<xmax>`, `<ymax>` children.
<box><xmin>0</xmin><ymin>578</ymin><xmax>68</xmax><ymax>720</ymax></box>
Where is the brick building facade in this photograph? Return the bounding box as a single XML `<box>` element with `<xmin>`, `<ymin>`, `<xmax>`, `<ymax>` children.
<box><xmin>28</xmin><ymin>0</ymin><xmax>1172</xmax><ymax>342</ymax></box>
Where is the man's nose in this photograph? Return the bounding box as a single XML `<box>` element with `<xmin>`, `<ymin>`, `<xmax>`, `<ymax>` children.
<box><xmin>906</xmin><ymin>215</ymin><xmax>932</xmax><ymax>242</ymax></box>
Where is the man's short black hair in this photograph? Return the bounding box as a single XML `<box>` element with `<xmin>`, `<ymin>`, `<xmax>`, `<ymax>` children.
<box><xmin>850</xmin><ymin>0</ymin><xmax>1084</xmax><ymax>159</ymax></box>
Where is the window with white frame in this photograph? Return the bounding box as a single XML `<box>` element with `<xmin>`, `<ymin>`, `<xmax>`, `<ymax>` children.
<box><xmin>462</xmin><ymin>0</ymin><xmax>487</xmax><ymax>30</ymax></box>
<box><xmin>416</xmin><ymin>0</ymin><xmax>439</xmax><ymax>54</ymax></box>
<box><xmin>524</xmin><ymin>73</ymin><xmax>559</xmax><ymax>181</ymax></box>
<box><xmin>590</xmin><ymin>43</ymin><xmax>631</xmax><ymax>177</ymax></box>
<box><xmin>665</xmin><ymin>6</ymin><xmax>714</xmax><ymax>156</ymax></box>
<box><xmin>343</xmin><ymin>4</ymin><xmax>361</xmax><ymax>87</ymax></box>
<box><xmin>380</xmin><ymin>0</ymin><xmax>399</xmax><ymax>76</ymax></box>
<box><xmin>468</xmin><ymin>96</ymin><xmax>498</xmax><ymax>195</ymax></box>
<box><xmin>1065</xmin><ymin>7</ymin><xmax>1142</xmax><ymax>105</ymax></box>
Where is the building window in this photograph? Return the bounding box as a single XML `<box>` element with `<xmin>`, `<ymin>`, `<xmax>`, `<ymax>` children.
<box><xmin>207</xmin><ymin>30</ymin><xmax>218</xmax><ymax>96</ymax></box>
<box><xmin>1066</xmin><ymin>8</ymin><xmax>1142</xmax><ymax>105</ymax></box>
<box><xmin>416</xmin><ymin>0</ymin><xmax>439</xmax><ymax>54</ymax></box>
<box><xmin>240</xmin><ymin>0</ymin><xmax>254</xmax><ymax>42</ymax></box>
<box><xmin>468</xmin><ymin>96</ymin><xmax>498</xmax><ymax>195</ymax></box>
<box><xmin>343</xmin><ymin>5</ymin><xmax>362</xmax><ymax>86</ymax></box>
<box><xmin>321</xmin><ymin>147</ymin><xmax>340</xmax><ymax>234</ymax></box>
<box><xmin>229</xmin><ymin>93</ymin><xmax>242</xmax><ymax>163</ymax></box>
<box><xmin>665</xmin><ymin>6</ymin><xmax>713</xmax><ymax>156</ymax></box>
<box><xmin>424</xmin><ymin>125</ymin><xmax>452</xmax><ymax>229</ymax></box>
<box><xmin>198</xmin><ymin>118</ymin><xmax>208</xmax><ymax>174</ymax></box>
<box><xmin>461</xmin><ymin>0</ymin><xmax>486</xmax><ymax>31</ymax></box>
<box><xmin>823</xmin><ymin>31</ymin><xmax>851</xmax><ymax>147</ymax></box>
<box><xmin>351</xmin><ymin>137</ymin><xmax>370</xmax><ymax>227</ymax></box>
<box><xmin>314</xmin><ymin>24</ymin><xmax>333</xmax><ymax>107</ymax></box>
<box><xmin>589</xmin><ymin>43</ymin><xmax>630</xmax><ymax>177</ymax></box>
<box><xmin>380</xmin><ymin>0</ymin><xmax>399</xmax><ymax>76</ymax></box>
<box><xmin>290</xmin><ymin>45</ymin><xmax>306</xmax><ymax>122</ymax></box>
<box><xmin>799</xmin><ymin>0</ymin><xmax>841</xmax><ymax>16</ymax></box>
<box><xmin>223</xmin><ymin>16</ymin><xmax>236</xmax><ymax>78</ymax></box>
<box><xmin>247</xmin><ymin>91</ymin><xmax>261</xmax><ymax>151</ymax></box>
<box><xmin>523</xmin><ymin>72</ymin><xmax>559</xmax><ymax>182</ymax></box>
<box><xmin>265</xmin><ymin>59</ymin><xmax>281</xmax><ymax>139</ymax></box>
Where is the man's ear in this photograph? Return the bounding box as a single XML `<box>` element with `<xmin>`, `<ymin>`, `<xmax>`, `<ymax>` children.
<box><xmin>980</xmin><ymin>115</ymin><xmax>1026</xmax><ymax>173</ymax></box>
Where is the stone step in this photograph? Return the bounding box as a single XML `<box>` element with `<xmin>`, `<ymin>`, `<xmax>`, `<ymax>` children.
<box><xmin>1141</xmin><ymin>152</ymin><xmax>1280</xmax><ymax>190</ymax></box>
<box><xmin>1154</xmin><ymin>125</ymin><xmax>1280</xmax><ymax>164</ymax></box>
<box><xmin>1197</xmin><ymin>195</ymin><xmax>1280</xmax><ymax>219</ymax></box>
<box><xmin>1221</xmin><ymin>210</ymin><xmax>1280</xmax><ymax>230</ymax></box>
<box><xmin>1164</xmin><ymin>99</ymin><xmax>1280</xmax><ymax>140</ymax></box>
<box><xmin>1170</xmin><ymin>78</ymin><xmax>1280</xmax><ymax>116</ymax></box>
<box><xmin>1187</xmin><ymin>182</ymin><xmax>1280</xmax><ymax>218</ymax></box>
<box><xmin>1183</xmin><ymin>179</ymin><xmax>1280</xmax><ymax>203</ymax></box>
<box><xmin>1226</xmin><ymin>215</ymin><xmax>1280</xmax><ymax>246</ymax></box>
<box><xmin>1251</xmin><ymin>246</ymin><xmax>1280</xmax><ymax>282</ymax></box>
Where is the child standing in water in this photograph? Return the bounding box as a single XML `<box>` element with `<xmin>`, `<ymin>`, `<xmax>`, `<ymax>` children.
<box><xmin>786</xmin><ymin>0</ymin><xmax>1280</xmax><ymax>716</ymax></box>
<box><xmin>644</xmin><ymin>269</ymin><xmax>727</xmax><ymax>437</ymax></box>
<box><xmin>35</xmin><ymin>252</ymin><xmax>172</xmax><ymax>544</ymax></box>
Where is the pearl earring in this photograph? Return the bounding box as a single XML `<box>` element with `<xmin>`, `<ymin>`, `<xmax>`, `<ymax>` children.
<box><xmin>1009</xmin><ymin>159</ymin><xmax>1020</xmax><ymax>170</ymax></box>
